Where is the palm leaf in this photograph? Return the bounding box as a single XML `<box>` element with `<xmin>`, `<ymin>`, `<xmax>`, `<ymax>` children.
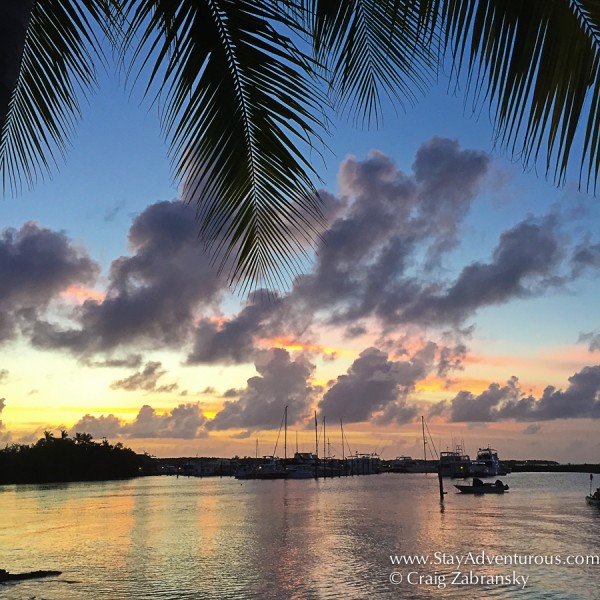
<box><xmin>121</xmin><ymin>0</ymin><xmax>328</xmax><ymax>291</ymax></box>
<box><xmin>439</xmin><ymin>0</ymin><xmax>600</xmax><ymax>193</ymax></box>
<box><xmin>0</xmin><ymin>0</ymin><xmax>117</xmax><ymax>195</ymax></box>
<box><xmin>299</xmin><ymin>0</ymin><xmax>441</xmax><ymax>127</ymax></box>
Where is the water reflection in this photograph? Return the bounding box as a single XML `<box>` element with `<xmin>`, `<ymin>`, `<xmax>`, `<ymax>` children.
<box><xmin>0</xmin><ymin>473</ymin><xmax>598</xmax><ymax>599</ymax></box>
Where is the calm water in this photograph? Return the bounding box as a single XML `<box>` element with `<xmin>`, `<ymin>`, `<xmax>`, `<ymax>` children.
<box><xmin>1</xmin><ymin>473</ymin><xmax>599</xmax><ymax>599</ymax></box>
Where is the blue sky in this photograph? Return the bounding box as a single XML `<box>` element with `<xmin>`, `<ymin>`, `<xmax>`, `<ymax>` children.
<box><xmin>1</xmin><ymin>56</ymin><xmax>599</xmax><ymax>462</ymax></box>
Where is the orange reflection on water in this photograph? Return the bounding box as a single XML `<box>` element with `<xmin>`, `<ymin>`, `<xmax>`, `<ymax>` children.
<box><xmin>1</xmin><ymin>482</ymin><xmax>134</xmax><ymax>573</ymax></box>
<box><xmin>194</xmin><ymin>480</ymin><xmax>221</xmax><ymax>559</ymax></box>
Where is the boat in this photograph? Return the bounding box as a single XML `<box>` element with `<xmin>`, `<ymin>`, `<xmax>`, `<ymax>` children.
<box><xmin>470</xmin><ymin>460</ymin><xmax>494</xmax><ymax>477</ymax></box>
<box><xmin>234</xmin><ymin>464</ymin><xmax>258</xmax><ymax>480</ymax></box>
<box><xmin>586</xmin><ymin>481</ymin><xmax>600</xmax><ymax>505</ymax></box>
<box><xmin>236</xmin><ymin>406</ymin><xmax>292</xmax><ymax>480</ymax></box>
<box><xmin>234</xmin><ymin>457</ymin><xmax>288</xmax><ymax>480</ymax></box>
<box><xmin>440</xmin><ymin>448</ymin><xmax>472</xmax><ymax>478</ymax></box>
<box><xmin>389</xmin><ymin>456</ymin><xmax>437</xmax><ymax>473</ymax></box>
<box><xmin>389</xmin><ymin>456</ymin><xmax>415</xmax><ymax>473</ymax></box>
<box><xmin>286</xmin><ymin>452</ymin><xmax>317</xmax><ymax>479</ymax></box>
<box><xmin>455</xmin><ymin>478</ymin><xmax>509</xmax><ymax>494</ymax></box>
<box><xmin>286</xmin><ymin>463</ymin><xmax>315</xmax><ymax>479</ymax></box>
<box><xmin>475</xmin><ymin>446</ymin><xmax>503</xmax><ymax>476</ymax></box>
<box><xmin>252</xmin><ymin>459</ymin><xmax>289</xmax><ymax>479</ymax></box>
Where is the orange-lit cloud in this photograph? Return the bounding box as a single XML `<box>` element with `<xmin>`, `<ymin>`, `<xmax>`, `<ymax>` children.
<box><xmin>417</xmin><ymin>376</ymin><xmax>493</xmax><ymax>395</ymax></box>
<box><xmin>417</xmin><ymin>374</ymin><xmax>547</xmax><ymax>398</ymax></box>
<box><xmin>257</xmin><ymin>336</ymin><xmax>353</xmax><ymax>358</ymax></box>
<box><xmin>62</xmin><ymin>285</ymin><xmax>105</xmax><ymax>304</ymax></box>
<box><xmin>203</xmin><ymin>315</ymin><xmax>227</xmax><ymax>329</ymax></box>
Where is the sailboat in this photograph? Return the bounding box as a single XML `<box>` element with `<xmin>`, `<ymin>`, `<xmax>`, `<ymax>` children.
<box><xmin>234</xmin><ymin>407</ymin><xmax>289</xmax><ymax>480</ymax></box>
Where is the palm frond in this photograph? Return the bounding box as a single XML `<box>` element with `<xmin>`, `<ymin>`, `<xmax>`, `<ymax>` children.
<box><xmin>299</xmin><ymin>0</ymin><xmax>441</xmax><ymax>127</ymax></box>
<box><xmin>441</xmin><ymin>0</ymin><xmax>600</xmax><ymax>193</ymax></box>
<box><xmin>0</xmin><ymin>0</ymin><xmax>117</xmax><ymax>195</ymax></box>
<box><xmin>121</xmin><ymin>0</ymin><xmax>328</xmax><ymax>291</ymax></box>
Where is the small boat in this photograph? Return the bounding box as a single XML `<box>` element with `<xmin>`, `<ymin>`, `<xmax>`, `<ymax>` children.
<box><xmin>586</xmin><ymin>478</ymin><xmax>600</xmax><ymax>505</ymax></box>
<box><xmin>455</xmin><ymin>478</ymin><xmax>509</xmax><ymax>494</ymax></box>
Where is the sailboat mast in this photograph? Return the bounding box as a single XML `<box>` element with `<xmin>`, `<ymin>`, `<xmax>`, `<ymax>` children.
<box><xmin>284</xmin><ymin>405</ymin><xmax>287</xmax><ymax>461</ymax></box>
<box><xmin>314</xmin><ymin>411</ymin><xmax>318</xmax><ymax>458</ymax></box>
<box><xmin>340</xmin><ymin>419</ymin><xmax>345</xmax><ymax>462</ymax></box>
<box><xmin>323</xmin><ymin>416</ymin><xmax>326</xmax><ymax>458</ymax></box>
<box><xmin>422</xmin><ymin>415</ymin><xmax>427</xmax><ymax>461</ymax></box>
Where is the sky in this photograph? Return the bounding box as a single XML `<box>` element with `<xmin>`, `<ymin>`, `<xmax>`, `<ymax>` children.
<box><xmin>1</xmin><ymin>52</ymin><xmax>600</xmax><ymax>463</ymax></box>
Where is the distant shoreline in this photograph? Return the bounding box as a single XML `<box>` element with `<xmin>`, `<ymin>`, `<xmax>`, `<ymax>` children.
<box><xmin>504</xmin><ymin>462</ymin><xmax>600</xmax><ymax>474</ymax></box>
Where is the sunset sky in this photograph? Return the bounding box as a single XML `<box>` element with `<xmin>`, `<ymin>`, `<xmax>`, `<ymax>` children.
<box><xmin>1</xmin><ymin>65</ymin><xmax>599</xmax><ymax>463</ymax></box>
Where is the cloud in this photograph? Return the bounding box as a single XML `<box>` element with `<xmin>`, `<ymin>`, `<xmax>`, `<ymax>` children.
<box><xmin>82</xmin><ymin>354</ymin><xmax>144</xmax><ymax>368</ymax></box>
<box><xmin>0</xmin><ymin>222</ymin><xmax>99</xmax><ymax>343</ymax></box>
<box><xmin>571</xmin><ymin>239</ymin><xmax>600</xmax><ymax>276</ymax></box>
<box><xmin>0</xmin><ymin>398</ymin><xmax>10</xmax><ymax>444</ymax></box>
<box><xmin>30</xmin><ymin>201</ymin><xmax>223</xmax><ymax>355</ymax></box>
<box><xmin>184</xmin><ymin>138</ymin><xmax>493</xmax><ymax>362</ymax></box>
<box><xmin>399</xmin><ymin>215</ymin><xmax>565</xmax><ymax>326</ymax></box>
<box><xmin>271</xmin><ymin>140</ymin><xmax>588</xmax><ymax>341</ymax></box>
<box><xmin>287</xmin><ymin>139</ymin><xmax>490</xmax><ymax>327</ymax></box>
<box><xmin>71</xmin><ymin>402</ymin><xmax>207</xmax><ymax>439</ymax></box>
<box><xmin>450</xmin><ymin>376</ymin><xmax>522</xmax><ymax>422</ymax></box>
<box><xmin>579</xmin><ymin>331</ymin><xmax>600</xmax><ymax>353</ymax></box>
<box><xmin>26</xmin><ymin>138</ymin><xmax>576</xmax><ymax>371</ymax></box>
<box><xmin>318</xmin><ymin>346</ymin><xmax>432</xmax><ymax>424</ymax></box>
<box><xmin>436</xmin><ymin>340</ymin><xmax>469</xmax><ymax>378</ymax></box>
<box><xmin>427</xmin><ymin>400</ymin><xmax>448</xmax><ymax>419</ymax></box>
<box><xmin>110</xmin><ymin>361</ymin><xmax>178</xmax><ymax>393</ymax></box>
<box><xmin>523</xmin><ymin>423</ymin><xmax>542</xmax><ymax>435</ymax></box>
<box><xmin>186</xmin><ymin>293</ymin><xmax>279</xmax><ymax>365</ymax></box>
<box><xmin>71</xmin><ymin>414</ymin><xmax>123</xmax><ymax>439</ymax></box>
<box><xmin>122</xmin><ymin>403</ymin><xmax>206</xmax><ymax>438</ymax></box>
<box><xmin>186</xmin><ymin>288</ymin><xmax>317</xmax><ymax>366</ymax></box>
<box><xmin>207</xmin><ymin>348</ymin><xmax>319</xmax><ymax>431</ymax></box>
<box><xmin>104</xmin><ymin>199</ymin><xmax>126</xmax><ymax>222</ymax></box>
<box><xmin>412</xmin><ymin>136</ymin><xmax>492</xmax><ymax>267</ymax></box>
<box><xmin>447</xmin><ymin>366</ymin><xmax>600</xmax><ymax>421</ymax></box>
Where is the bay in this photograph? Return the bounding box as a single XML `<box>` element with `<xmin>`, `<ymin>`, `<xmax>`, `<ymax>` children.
<box><xmin>1</xmin><ymin>472</ymin><xmax>598</xmax><ymax>599</ymax></box>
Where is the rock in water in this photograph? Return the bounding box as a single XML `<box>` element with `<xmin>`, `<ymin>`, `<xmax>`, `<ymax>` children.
<box><xmin>0</xmin><ymin>569</ymin><xmax>62</xmax><ymax>582</ymax></box>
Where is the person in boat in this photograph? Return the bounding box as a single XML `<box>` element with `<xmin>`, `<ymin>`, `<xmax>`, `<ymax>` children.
<box><xmin>593</xmin><ymin>487</ymin><xmax>600</xmax><ymax>500</ymax></box>
<box><xmin>473</xmin><ymin>478</ymin><xmax>484</xmax><ymax>486</ymax></box>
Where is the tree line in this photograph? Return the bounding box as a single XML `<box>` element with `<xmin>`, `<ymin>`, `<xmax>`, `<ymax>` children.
<box><xmin>0</xmin><ymin>431</ymin><xmax>143</xmax><ymax>484</ymax></box>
